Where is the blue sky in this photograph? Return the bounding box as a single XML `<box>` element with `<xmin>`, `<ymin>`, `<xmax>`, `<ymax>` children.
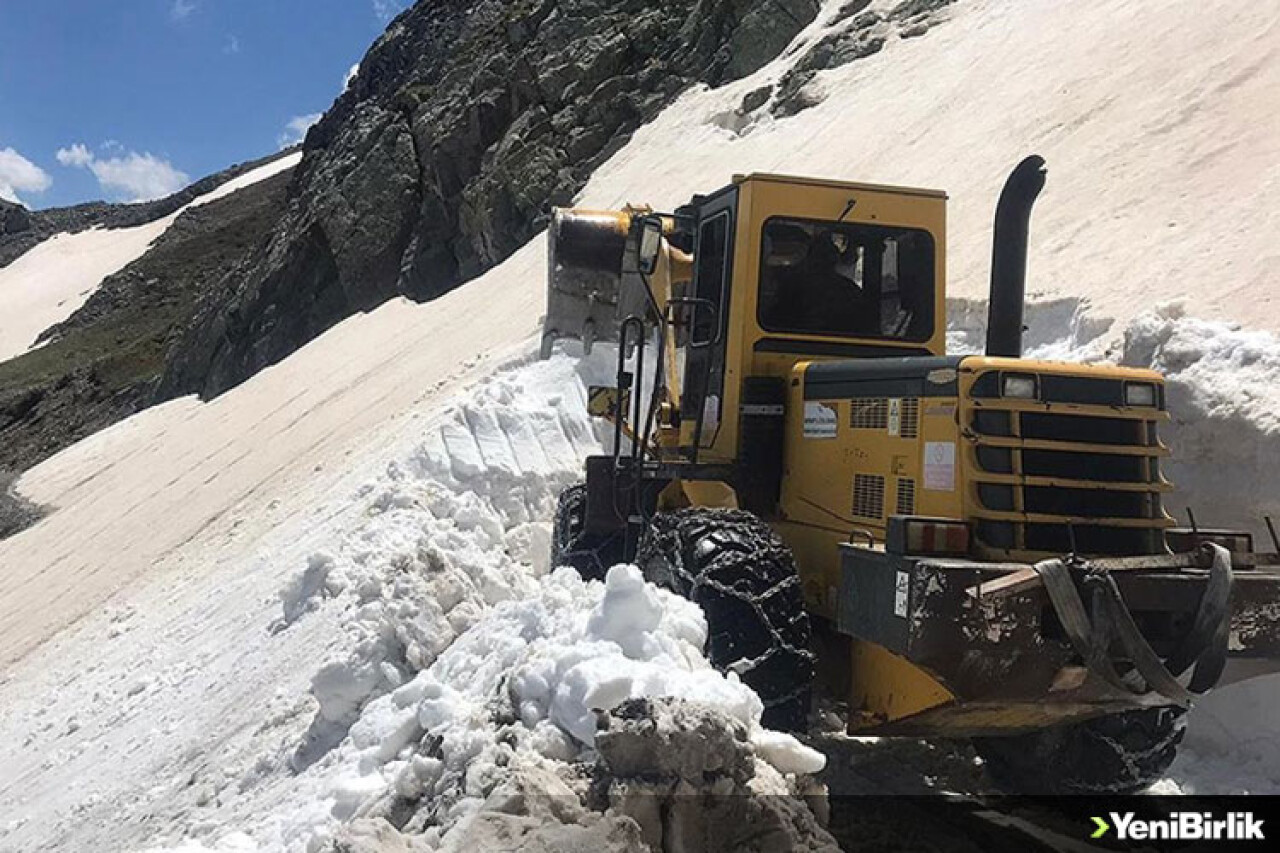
<box><xmin>0</xmin><ymin>0</ymin><xmax>411</xmax><ymax>209</ymax></box>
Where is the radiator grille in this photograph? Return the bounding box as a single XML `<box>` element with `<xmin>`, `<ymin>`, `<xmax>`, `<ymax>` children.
<box><xmin>896</xmin><ymin>477</ymin><xmax>917</xmax><ymax>515</ymax></box>
<box><xmin>968</xmin><ymin>374</ymin><xmax>1171</xmax><ymax>557</ymax></box>
<box><xmin>853</xmin><ymin>474</ymin><xmax>886</xmax><ymax>520</ymax></box>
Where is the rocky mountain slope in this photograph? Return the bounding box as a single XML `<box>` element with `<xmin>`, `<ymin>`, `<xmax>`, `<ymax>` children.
<box><xmin>157</xmin><ymin>0</ymin><xmax>820</xmax><ymax>399</ymax></box>
<box><xmin>0</xmin><ymin>151</ymin><xmax>296</xmax><ymax>269</ymax></box>
<box><xmin>0</xmin><ymin>160</ymin><xmax>294</xmax><ymax>472</ymax></box>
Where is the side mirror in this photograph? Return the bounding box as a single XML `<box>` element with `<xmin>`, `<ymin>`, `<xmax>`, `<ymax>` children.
<box><xmin>637</xmin><ymin>216</ymin><xmax>663</xmax><ymax>275</ymax></box>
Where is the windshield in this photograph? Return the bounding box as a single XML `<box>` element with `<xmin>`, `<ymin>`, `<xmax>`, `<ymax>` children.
<box><xmin>757</xmin><ymin>217</ymin><xmax>935</xmax><ymax>341</ymax></box>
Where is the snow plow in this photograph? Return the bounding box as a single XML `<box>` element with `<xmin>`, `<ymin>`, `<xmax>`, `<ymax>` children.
<box><xmin>542</xmin><ymin>157</ymin><xmax>1280</xmax><ymax>793</ymax></box>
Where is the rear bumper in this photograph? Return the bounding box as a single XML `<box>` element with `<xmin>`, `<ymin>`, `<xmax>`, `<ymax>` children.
<box><xmin>837</xmin><ymin>545</ymin><xmax>1280</xmax><ymax>736</ymax></box>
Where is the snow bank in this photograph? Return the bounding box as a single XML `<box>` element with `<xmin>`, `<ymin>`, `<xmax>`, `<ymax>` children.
<box><xmin>123</xmin><ymin>346</ymin><xmax>820</xmax><ymax>853</ymax></box>
<box><xmin>1120</xmin><ymin>302</ymin><xmax>1280</xmax><ymax>540</ymax></box>
<box><xmin>0</xmin><ymin>152</ymin><xmax>302</xmax><ymax>364</ymax></box>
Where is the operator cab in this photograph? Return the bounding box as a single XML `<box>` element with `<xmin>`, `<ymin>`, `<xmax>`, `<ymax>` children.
<box><xmin>672</xmin><ymin>173</ymin><xmax>948</xmax><ymax>461</ymax></box>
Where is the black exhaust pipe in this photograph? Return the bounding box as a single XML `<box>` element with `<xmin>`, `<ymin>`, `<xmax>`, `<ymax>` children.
<box><xmin>985</xmin><ymin>155</ymin><xmax>1047</xmax><ymax>358</ymax></box>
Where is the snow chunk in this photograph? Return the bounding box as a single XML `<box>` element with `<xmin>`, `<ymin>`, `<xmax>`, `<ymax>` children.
<box><xmin>751</xmin><ymin>728</ymin><xmax>828</xmax><ymax>776</ymax></box>
<box><xmin>586</xmin><ymin>563</ymin><xmax>666</xmax><ymax>657</ymax></box>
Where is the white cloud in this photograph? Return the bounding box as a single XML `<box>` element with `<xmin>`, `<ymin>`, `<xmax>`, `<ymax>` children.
<box><xmin>0</xmin><ymin>147</ymin><xmax>52</xmax><ymax>205</ymax></box>
<box><xmin>56</xmin><ymin>142</ymin><xmax>189</xmax><ymax>202</ymax></box>
<box><xmin>56</xmin><ymin>143</ymin><xmax>94</xmax><ymax>168</ymax></box>
<box><xmin>170</xmin><ymin>0</ymin><xmax>197</xmax><ymax>20</ymax></box>
<box><xmin>344</xmin><ymin>63</ymin><xmax>360</xmax><ymax>90</ymax></box>
<box><xmin>277</xmin><ymin>113</ymin><xmax>322</xmax><ymax>149</ymax></box>
<box><xmin>372</xmin><ymin>1</ymin><xmax>409</xmax><ymax>22</ymax></box>
<box><xmin>224</xmin><ymin>35</ymin><xmax>241</xmax><ymax>55</ymax></box>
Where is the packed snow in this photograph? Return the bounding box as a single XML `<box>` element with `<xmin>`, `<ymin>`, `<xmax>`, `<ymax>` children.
<box><xmin>0</xmin><ymin>152</ymin><xmax>302</xmax><ymax>364</ymax></box>
<box><xmin>2</xmin><ymin>0</ymin><xmax>1280</xmax><ymax>849</ymax></box>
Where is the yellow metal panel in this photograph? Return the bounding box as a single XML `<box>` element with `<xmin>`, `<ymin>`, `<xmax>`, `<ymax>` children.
<box><xmin>776</xmin><ymin>360</ymin><xmax>966</xmax><ymax>615</ymax></box>
<box><xmin>680</xmin><ymin>479</ymin><xmax>739</xmax><ymax>509</ymax></box>
<box><xmin>847</xmin><ymin>639</ymin><xmax>954</xmax><ymax>731</ymax></box>
<box><xmin>962</xmin><ymin>354</ymin><xmax>1164</xmax><ymax>384</ymax></box>
<box><xmin>732</xmin><ymin>172</ymin><xmax>948</xmax><ymax>200</ymax></box>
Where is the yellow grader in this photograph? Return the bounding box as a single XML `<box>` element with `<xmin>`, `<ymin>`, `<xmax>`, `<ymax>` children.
<box><xmin>542</xmin><ymin>157</ymin><xmax>1280</xmax><ymax>793</ymax></box>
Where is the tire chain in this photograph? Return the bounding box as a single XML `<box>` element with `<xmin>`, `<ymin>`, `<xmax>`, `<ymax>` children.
<box><xmin>637</xmin><ymin>508</ymin><xmax>816</xmax><ymax>724</ymax></box>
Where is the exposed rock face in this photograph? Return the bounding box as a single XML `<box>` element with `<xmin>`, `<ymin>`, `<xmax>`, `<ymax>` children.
<box><xmin>0</xmin><ymin>199</ymin><xmax>31</xmax><ymax>239</ymax></box>
<box><xmin>158</xmin><ymin>0</ymin><xmax>820</xmax><ymax>399</ymax></box>
<box><xmin>0</xmin><ymin>469</ymin><xmax>45</xmax><ymax>541</ymax></box>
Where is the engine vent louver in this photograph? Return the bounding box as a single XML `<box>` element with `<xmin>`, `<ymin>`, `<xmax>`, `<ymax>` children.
<box><xmin>853</xmin><ymin>474</ymin><xmax>886</xmax><ymax>519</ymax></box>
<box><xmin>849</xmin><ymin>397</ymin><xmax>920</xmax><ymax>437</ymax></box>
<box><xmin>899</xmin><ymin>398</ymin><xmax>920</xmax><ymax>439</ymax></box>
<box><xmin>896</xmin><ymin>477</ymin><xmax>917</xmax><ymax>516</ymax></box>
<box><xmin>850</xmin><ymin>398</ymin><xmax>889</xmax><ymax>430</ymax></box>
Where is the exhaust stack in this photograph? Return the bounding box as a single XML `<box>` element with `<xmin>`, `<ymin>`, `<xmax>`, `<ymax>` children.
<box><xmin>985</xmin><ymin>155</ymin><xmax>1047</xmax><ymax>358</ymax></box>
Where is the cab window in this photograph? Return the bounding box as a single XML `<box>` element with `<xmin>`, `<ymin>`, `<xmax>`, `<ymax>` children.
<box><xmin>757</xmin><ymin>217</ymin><xmax>935</xmax><ymax>341</ymax></box>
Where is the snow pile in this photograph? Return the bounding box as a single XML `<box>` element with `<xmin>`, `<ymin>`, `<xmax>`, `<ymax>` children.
<box><xmin>130</xmin><ymin>346</ymin><xmax>820</xmax><ymax>853</ymax></box>
<box><xmin>314</xmin><ymin>566</ymin><xmax>822</xmax><ymax>849</ymax></box>
<box><xmin>946</xmin><ymin>296</ymin><xmax>1115</xmax><ymax>363</ymax></box>
<box><xmin>1120</xmin><ymin>301</ymin><xmax>1280</xmax><ymax>539</ymax></box>
<box><xmin>0</xmin><ymin>152</ymin><xmax>302</xmax><ymax>364</ymax></box>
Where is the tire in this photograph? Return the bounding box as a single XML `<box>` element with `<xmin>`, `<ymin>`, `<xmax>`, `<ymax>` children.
<box><xmin>550</xmin><ymin>483</ymin><xmax>626</xmax><ymax>582</ymax></box>
<box><xmin>636</xmin><ymin>508</ymin><xmax>815</xmax><ymax>731</ymax></box>
<box><xmin>973</xmin><ymin>707</ymin><xmax>1186</xmax><ymax>794</ymax></box>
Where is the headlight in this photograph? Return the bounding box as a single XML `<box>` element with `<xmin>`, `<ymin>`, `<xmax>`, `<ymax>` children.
<box><xmin>1001</xmin><ymin>373</ymin><xmax>1037</xmax><ymax>400</ymax></box>
<box><xmin>1125</xmin><ymin>382</ymin><xmax>1157</xmax><ymax>407</ymax></box>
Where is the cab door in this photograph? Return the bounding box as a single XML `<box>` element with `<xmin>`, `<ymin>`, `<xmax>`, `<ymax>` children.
<box><xmin>680</xmin><ymin>189</ymin><xmax>738</xmax><ymax>456</ymax></box>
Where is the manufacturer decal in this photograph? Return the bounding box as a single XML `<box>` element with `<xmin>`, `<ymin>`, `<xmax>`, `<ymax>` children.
<box><xmin>803</xmin><ymin>401</ymin><xmax>838</xmax><ymax>439</ymax></box>
<box><xmin>923</xmin><ymin>441</ymin><xmax>956</xmax><ymax>491</ymax></box>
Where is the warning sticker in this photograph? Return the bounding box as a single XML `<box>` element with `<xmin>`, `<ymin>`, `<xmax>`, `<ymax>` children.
<box><xmin>888</xmin><ymin>398</ymin><xmax>902</xmax><ymax>436</ymax></box>
<box><xmin>803</xmin><ymin>401</ymin><xmax>838</xmax><ymax>439</ymax></box>
<box><xmin>923</xmin><ymin>441</ymin><xmax>956</xmax><ymax>491</ymax></box>
<box><xmin>893</xmin><ymin>570</ymin><xmax>910</xmax><ymax>618</ymax></box>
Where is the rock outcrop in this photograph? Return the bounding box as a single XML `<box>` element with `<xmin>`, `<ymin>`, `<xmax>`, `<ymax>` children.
<box><xmin>158</xmin><ymin>0</ymin><xmax>820</xmax><ymax>399</ymax></box>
